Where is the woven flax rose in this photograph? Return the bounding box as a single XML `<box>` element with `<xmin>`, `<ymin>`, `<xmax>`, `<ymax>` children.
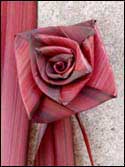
<box><xmin>15</xmin><ymin>20</ymin><xmax>117</xmax><ymax>123</ymax></box>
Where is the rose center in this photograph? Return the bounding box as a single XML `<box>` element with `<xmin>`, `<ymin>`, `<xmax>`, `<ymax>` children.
<box><xmin>53</xmin><ymin>61</ymin><xmax>66</xmax><ymax>73</ymax></box>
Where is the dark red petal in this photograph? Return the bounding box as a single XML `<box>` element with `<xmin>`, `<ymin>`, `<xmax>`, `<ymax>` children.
<box><xmin>31</xmin><ymin>85</ymin><xmax>116</xmax><ymax>124</ymax></box>
<box><xmin>32</xmin><ymin>97</ymin><xmax>74</xmax><ymax>123</ymax></box>
<box><xmin>60</xmin><ymin>25</ymin><xmax>95</xmax><ymax>44</ymax></box>
<box><xmin>32</xmin><ymin>26</ymin><xmax>65</xmax><ymax>37</ymax></box>
<box><xmin>34</xmin><ymin>34</ymin><xmax>77</xmax><ymax>48</ymax></box>
<box><xmin>36</xmin><ymin>35</ymin><xmax>92</xmax><ymax>74</ymax></box>
<box><xmin>48</xmin><ymin>53</ymin><xmax>73</xmax><ymax>62</ymax></box>
<box><xmin>46</xmin><ymin>54</ymin><xmax>74</xmax><ymax>79</ymax></box>
<box><xmin>30</xmin><ymin>48</ymin><xmax>61</xmax><ymax>104</ymax></box>
<box><xmin>15</xmin><ymin>36</ymin><xmax>42</xmax><ymax>119</ymax></box>
<box><xmin>34</xmin><ymin>35</ymin><xmax>93</xmax><ymax>104</ymax></box>
<box><xmin>66</xmin><ymin>86</ymin><xmax>115</xmax><ymax>113</ymax></box>
<box><xmin>35</xmin><ymin>35</ymin><xmax>92</xmax><ymax>86</ymax></box>
<box><xmin>36</xmin><ymin>53</ymin><xmax>88</xmax><ymax>86</ymax></box>
<box><xmin>46</xmin><ymin>62</ymin><xmax>75</xmax><ymax>80</ymax></box>
<box><xmin>86</xmin><ymin>24</ymin><xmax>117</xmax><ymax>96</ymax></box>
<box><xmin>60</xmin><ymin>37</ymin><xmax>94</xmax><ymax>105</ymax></box>
<box><xmin>66</xmin><ymin>24</ymin><xmax>117</xmax><ymax>112</ymax></box>
<box><xmin>53</xmin><ymin>61</ymin><xmax>66</xmax><ymax>73</ymax></box>
<box><xmin>60</xmin><ymin>76</ymin><xmax>90</xmax><ymax>105</ymax></box>
<box><xmin>76</xmin><ymin>19</ymin><xmax>96</xmax><ymax>28</ymax></box>
<box><xmin>81</xmin><ymin>36</ymin><xmax>94</xmax><ymax>67</ymax></box>
<box><xmin>35</xmin><ymin>46</ymin><xmax>72</xmax><ymax>57</ymax></box>
<box><xmin>63</xmin><ymin>22</ymin><xmax>117</xmax><ymax>108</ymax></box>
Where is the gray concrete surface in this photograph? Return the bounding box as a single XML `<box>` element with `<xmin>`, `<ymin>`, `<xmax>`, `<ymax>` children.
<box><xmin>38</xmin><ymin>1</ymin><xmax>124</xmax><ymax>166</ymax></box>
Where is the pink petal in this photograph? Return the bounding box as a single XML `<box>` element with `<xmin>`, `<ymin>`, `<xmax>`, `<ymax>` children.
<box><xmin>30</xmin><ymin>48</ymin><xmax>61</xmax><ymax>104</ymax></box>
<box><xmin>34</xmin><ymin>34</ymin><xmax>78</xmax><ymax>48</ymax></box>
<box><xmin>75</xmin><ymin>19</ymin><xmax>96</xmax><ymax>29</ymax></box>
<box><xmin>81</xmin><ymin>36</ymin><xmax>94</xmax><ymax>67</ymax></box>
<box><xmin>32</xmin><ymin>97</ymin><xmax>73</xmax><ymax>123</ymax></box>
<box><xmin>15</xmin><ymin>36</ymin><xmax>42</xmax><ymax>119</ymax></box>
<box><xmin>66</xmin><ymin>86</ymin><xmax>115</xmax><ymax>113</ymax></box>
<box><xmin>60</xmin><ymin>25</ymin><xmax>94</xmax><ymax>44</ymax></box>
<box><xmin>32</xmin><ymin>26</ymin><xmax>65</xmax><ymax>37</ymax></box>
<box><xmin>36</xmin><ymin>53</ymin><xmax>74</xmax><ymax>80</ymax></box>
<box><xmin>35</xmin><ymin>35</ymin><xmax>92</xmax><ymax>85</ymax></box>
<box><xmin>66</xmin><ymin>23</ymin><xmax>117</xmax><ymax>112</ymax></box>
<box><xmin>60</xmin><ymin>36</ymin><xmax>95</xmax><ymax>105</ymax></box>
<box><xmin>62</xmin><ymin>22</ymin><xmax>117</xmax><ymax>108</ymax></box>
<box><xmin>35</xmin><ymin>46</ymin><xmax>72</xmax><ymax>57</ymax></box>
<box><xmin>30</xmin><ymin>86</ymin><xmax>113</xmax><ymax>123</ymax></box>
<box><xmin>60</xmin><ymin>77</ymin><xmax>90</xmax><ymax>105</ymax></box>
<box><xmin>86</xmin><ymin>23</ymin><xmax>117</xmax><ymax>96</ymax></box>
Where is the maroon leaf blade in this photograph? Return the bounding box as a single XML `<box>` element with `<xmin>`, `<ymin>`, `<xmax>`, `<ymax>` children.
<box><xmin>1</xmin><ymin>2</ymin><xmax>37</xmax><ymax>166</ymax></box>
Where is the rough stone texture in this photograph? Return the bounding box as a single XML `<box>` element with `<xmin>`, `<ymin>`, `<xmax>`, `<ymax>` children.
<box><xmin>38</xmin><ymin>1</ymin><xmax>124</xmax><ymax>166</ymax></box>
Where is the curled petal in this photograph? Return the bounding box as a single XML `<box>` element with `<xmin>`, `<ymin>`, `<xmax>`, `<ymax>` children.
<box><xmin>48</xmin><ymin>53</ymin><xmax>73</xmax><ymax>63</ymax></box>
<box><xmin>59</xmin><ymin>37</ymin><xmax>95</xmax><ymax>105</ymax></box>
<box><xmin>35</xmin><ymin>35</ymin><xmax>92</xmax><ymax>85</ymax></box>
<box><xmin>30</xmin><ymin>48</ymin><xmax>61</xmax><ymax>104</ymax></box>
<box><xmin>34</xmin><ymin>34</ymin><xmax>78</xmax><ymax>49</ymax></box>
<box><xmin>35</xmin><ymin>46</ymin><xmax>72</xmax><ymax>57</ymax></box>
<box><xmin>46</xmin><ymin>56</ymin><xmax>75</xmax><ymax>80</ymax></box>
<box><xmin>36</xmin><ymin>53</ymin><xmax>75</xmax><ymax>85</ymax></box>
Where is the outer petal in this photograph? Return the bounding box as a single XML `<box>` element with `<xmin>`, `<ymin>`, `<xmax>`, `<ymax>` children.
<box><xmin>15</xmin><ymin>35</ymin><xmax>42</xmax><ymax>119</ymax></box>
<box><xmin>31</xmin><ymin>85</ymin><xmax>116</xmax><ymax>124</ymax></box>
<box><xmin>32</xmin><ymin>96</ymin><xmax>74</xmax><ymax>123</ymax></box>
<box><xmin>16</xmin><ymin>32</ymin><xmax>62</xmax><ymax>105</ymax></box>
<box><xmin>76</xmin><ymin>19</ymin><xmax>96</xmax><ymax>28</ymax></box>
<box><xmin>67</xmin><ymin>23</ymin><xmax>117</xmax><ymax>112</ymax></box>
<box><xmin>86</xmin><ymin>23</ymin><xmax>117</xmax><ymax>96</ymax></box>
<box><xmin>61</xmin><ymin>21</ymin><xmax>116</xmax><ymax>108</ymax></box>
<box><xmin>60</xmin><ymin>25</ymin><xmax>95</xmax><ymax>44</ymax></box>
<box><xmin>66</xmin><ymin>86</ymin><xmax>115</xmax><ymax>112</ymax></box>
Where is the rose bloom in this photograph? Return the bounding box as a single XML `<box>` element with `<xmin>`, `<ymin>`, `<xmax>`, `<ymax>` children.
<box><xmin>15</xmin><ymin>20</ymin><xmax>117</xmax><ymax>123</ymax></box>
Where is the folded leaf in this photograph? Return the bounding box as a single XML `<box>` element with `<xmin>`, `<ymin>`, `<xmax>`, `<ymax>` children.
<box><xmin>34</xmin><ymin>117</ymin><xmax>74</xmax><ymax>166</ymax></box>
